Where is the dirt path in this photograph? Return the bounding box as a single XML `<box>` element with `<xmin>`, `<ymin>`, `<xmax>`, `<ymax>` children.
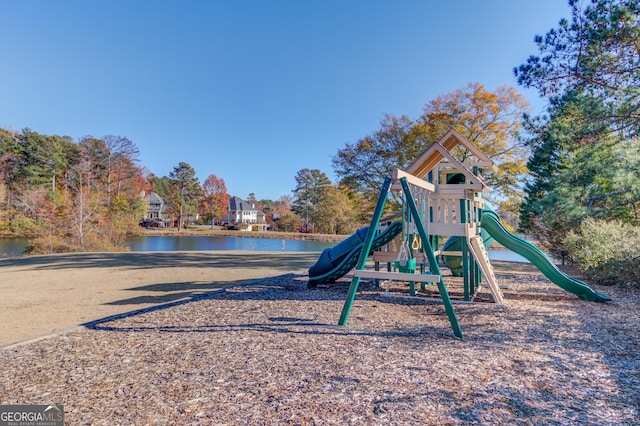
<box><xmin>0</xmin><ymin>251</ymin><xmax>319</xmax><ymax>346</ymax></box>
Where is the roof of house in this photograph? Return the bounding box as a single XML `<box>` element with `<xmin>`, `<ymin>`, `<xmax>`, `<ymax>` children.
<box><xmin>145</xmin><ymin>192</ymin><xmax>165</xmax><ymax>204</ymax></box>
<box><xmin>228</xmin><ymin>196</ymin><xmax>260</xmax><ymax>212</ymax></box>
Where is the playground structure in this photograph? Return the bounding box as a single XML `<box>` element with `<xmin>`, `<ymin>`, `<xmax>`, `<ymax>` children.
<box><xmin>374</xmin><ymin>129</ymin><xmax>504</xmax><ymax>305</ymax></box>
<box><xmin>308</xmin><ymin>129</ymin><xmax>610</xmax><ymax>339</ymax></box>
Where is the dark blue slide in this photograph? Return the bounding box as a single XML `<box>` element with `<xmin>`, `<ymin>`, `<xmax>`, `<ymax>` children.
<box><xmin>308</xmin><ymin>222</ymin><xmax>403</xmax><ymax>288</ymax></box>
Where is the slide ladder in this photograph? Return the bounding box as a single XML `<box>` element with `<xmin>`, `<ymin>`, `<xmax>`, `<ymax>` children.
<box><xmin>468</xmin><ymin>235</ymin><xmax>504</xmax><ymax>304</ymax></box>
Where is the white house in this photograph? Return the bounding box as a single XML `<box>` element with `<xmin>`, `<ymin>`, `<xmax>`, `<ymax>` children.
<box><xmin>226</xmin><ymin>196</ymin><xmax>268</xmax><ymax>231</ymax></box>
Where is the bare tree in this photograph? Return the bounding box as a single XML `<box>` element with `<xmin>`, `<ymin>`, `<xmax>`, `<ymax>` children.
<box><xmin>67</xmin><ymin>152</ymin><xmax>103</xmax><ymax>248</ymax></box>
<box><xmin>102</xmin><ymin>135</ymin><xmax>140</xmax><ymax>205</ymax></box>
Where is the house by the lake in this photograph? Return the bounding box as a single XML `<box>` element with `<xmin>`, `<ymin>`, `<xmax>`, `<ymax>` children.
<box><xmin>140</xmin><ymin>191</ymin><xmax>170</xmax><ymax>228</ymax></box>
<box><xmin>225</xmin><ymin>196</ymin><xmax>268</xmax><ymax>231</ymax></box>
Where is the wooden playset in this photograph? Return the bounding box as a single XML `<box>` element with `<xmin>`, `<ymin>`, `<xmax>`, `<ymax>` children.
<box><xmin>338</xmin><ymin>129</ymin><xmax>505</xmax><ymax>339</ymax></box>
<box><xmin>318</xmin><ymin>128</ymin><xmax>609</xmax><ymax>339</ymax></box>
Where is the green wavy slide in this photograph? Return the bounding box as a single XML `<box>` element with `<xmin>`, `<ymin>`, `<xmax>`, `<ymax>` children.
<box><xmin>307</xmin><ymin>222</ymin><xmax>403</xmax><ymax>288</ymax></box>
<box><xmin>480</xmin><ymin>208</ymin><xmax>610</xmax><ymax>302</ymax></box>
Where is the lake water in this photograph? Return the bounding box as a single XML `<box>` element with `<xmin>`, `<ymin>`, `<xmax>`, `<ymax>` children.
<box><xmin>0</xmin><ymin>235</ymin><xmax>531</xmax><ymax>263</ymax></box>
<box><xmin>0</xmin><ymin>238</ymin><xmax>31</xmax><ymax>257</ymax></box>
<box><xmin>126</xmin><ymin>235</ymin><xmax>334</xmax><ymax>252</ymax></box>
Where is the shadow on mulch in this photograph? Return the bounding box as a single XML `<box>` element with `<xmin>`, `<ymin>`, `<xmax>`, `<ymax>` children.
<box><xmin>83</xmin><ymin>273</ymin><xmax>462</xmax><ymax>340</ymax></box>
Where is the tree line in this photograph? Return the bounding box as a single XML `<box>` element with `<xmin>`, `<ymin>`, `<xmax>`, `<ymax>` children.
<box><xmin>0</xmin><ymin>76</ymin><xmax>531</xmax><ymax>251</ymax></box>
<box><xmin>0</xmin><ymin>127</ymin><xmax>369</xmax><ymax>253</ymax></box>
<box><xmin>514</xmin><ymin>0</ymin><xmax>640</xmax><ymax>249</ymax></box>
<box><xmin>513</xmin><ymin>0</ymin><xmax>640</xmax><ymax>286</ymax></box>
<box><xmin>0</xmin><ymin>129</ymin><xmax>148</xmax><ymax>252</ymax></box>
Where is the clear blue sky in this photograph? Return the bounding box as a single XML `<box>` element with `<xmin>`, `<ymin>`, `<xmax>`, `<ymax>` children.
<box><xmin>1</xmin><ymin>1</ymin><xmax>569</xmax><ymax>201</ymax></box>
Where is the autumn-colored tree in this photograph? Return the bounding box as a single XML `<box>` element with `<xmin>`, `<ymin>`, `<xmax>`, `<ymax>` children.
<box><xmin>201</xmin><ymin>174</ymin><xmax>228</xmax><ymax>226</ymax></box>
<box><xmin>66</xmin><ymin>150</ymin><xmax>105</xmax><ymax>248</ymax></box>
<box><xmin>418</xmin><ymin>83</ymin><xmax>530</xmax><ymax>213</ymax></box>
<box><xmin>333</xmin><ymin>83</ymin><xmax>530</xmax><ymax>215</ymax></box>
<box><xmin>274</xmin><ymin>210</ymin><xmax>301</xmax><ymax>232</ymax></box>
<box><xmin>3</xmin><ymin>130</ymin><xmax>80</xmax><ymax>241</ymax></box>
<box><xmin>274</xmin><ymin>194</ymin><xmax>294</xmax><ymax>212</ymax></box>
<box><xmin>75</xmin><ymin>135</ymin><xmax>143</xmax><ymax>248</ymax></box>
<box><xmin>315</xmin><ymin>184</ymin><xmax>362</xmax><ymax>234</ymax></box>
<box><xmin>333</xmin><ymin>114</ymin><xmax>423</xmax><ymax>205</ymax></box>
<box><xmin>270</xmin><ymin>195</ymin><xmax>296</xmax><ymax>231</ymax></box>
<box><xmin>0</xmin><ymin>127</ymin><xmax>146</xmax><ymax>252</ymax></box>
<box><xmin>102</xmin><ymin>135</ymin><xmax>140</xmax><ymax>205</ymax></box>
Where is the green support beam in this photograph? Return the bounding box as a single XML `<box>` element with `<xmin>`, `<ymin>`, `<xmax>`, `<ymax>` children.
<box><xmin>338</xmin><ymin>177</ymin><xmax>392</xmax><ymax>326</ymax></box>
<box><xmin>400</xmin><ymin>177</ymin><xmax>464</xmax><ymax>339</ymax></box>
<box><xmin>338</xmin><ymin>176</ymin><xmax>464</xmax><ymax>339</ymax></box>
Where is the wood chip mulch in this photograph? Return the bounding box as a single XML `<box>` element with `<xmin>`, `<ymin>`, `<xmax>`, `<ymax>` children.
<box><xmin>1</xmin><ymin>268</ymin><xmax>639</xmax><ymax>425</ymax></box>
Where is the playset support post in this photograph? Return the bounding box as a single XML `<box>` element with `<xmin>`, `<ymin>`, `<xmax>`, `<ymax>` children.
<box><xmin>338</xmin><ymin>177</ymin><xmax>392</xmax><ymax>326</ymax></box>
<box><xmin>338</xmin><ymin>176</ymin><xmax>464</xmax><ymax>339</ymax></box>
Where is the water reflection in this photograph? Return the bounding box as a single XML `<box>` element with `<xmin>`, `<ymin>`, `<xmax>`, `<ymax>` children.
<box><xmin>0</xmin><ymin>238</ymin><xmax>30</xmax><ymax>257</ymax></box>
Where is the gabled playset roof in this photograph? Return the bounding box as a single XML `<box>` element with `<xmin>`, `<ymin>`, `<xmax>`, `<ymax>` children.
<box><xmin>402</xmin><ymin>129</ymin><xmax>497</xmax><ymax>191</ymax></box>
